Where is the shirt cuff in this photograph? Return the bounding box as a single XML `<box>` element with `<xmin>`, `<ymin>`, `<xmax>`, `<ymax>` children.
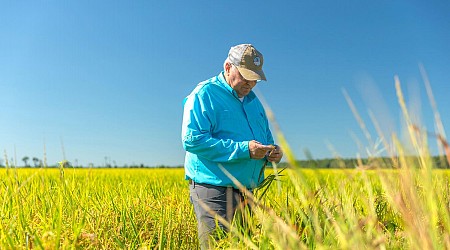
<box><xmin>239</xmin><ymin>141</ymin><xmax>250</xmax><ymax>159</ymax></box>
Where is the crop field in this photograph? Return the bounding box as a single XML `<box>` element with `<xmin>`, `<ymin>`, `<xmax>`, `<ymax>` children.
<box><xmin>1</xmin><ymin>168</ymin><xmax>197</xmax><ymax>249</ymax></box>
<box><xmin>1</xmin><ymin>165</ymin><xmax>450</xmax><ymax>249</ymax></box>
<box><xmin>2</xmin><ymin>77</ymin><xmax>449</xmax><ymax>249</ymax></box>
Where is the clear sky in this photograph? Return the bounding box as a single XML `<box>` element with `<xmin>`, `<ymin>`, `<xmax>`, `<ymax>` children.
<box><xmin>1</xmin><ymin>1</ymin><xmax>449</xmax><ymax>167</ymax></box>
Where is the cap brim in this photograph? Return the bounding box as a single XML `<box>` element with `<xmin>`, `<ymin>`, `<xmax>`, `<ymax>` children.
<box><xmin>236</xmin><ymin>67</ymin><xmax>266</xmax><ymax>81</ymax></box>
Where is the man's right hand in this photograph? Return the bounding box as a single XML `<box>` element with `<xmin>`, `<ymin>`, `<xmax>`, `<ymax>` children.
<box><xmin>249</xmin><ymin>140</ymin><xmax>275</xmax><ymax>159</ymax></box>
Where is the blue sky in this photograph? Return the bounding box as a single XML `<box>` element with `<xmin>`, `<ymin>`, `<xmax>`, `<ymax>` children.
<box><xmin>1</xmin><ymin>1</ymin><xmax>449</xmax><ymax>167</ymax></box>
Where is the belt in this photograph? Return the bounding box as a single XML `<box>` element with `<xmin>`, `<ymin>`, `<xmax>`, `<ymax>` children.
<box><xmin>188</xmin><ymin>179</ymin><xmax>252</xmax><ymax>193</ymax></box>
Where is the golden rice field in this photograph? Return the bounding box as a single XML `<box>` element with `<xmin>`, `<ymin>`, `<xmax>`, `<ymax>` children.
<box><xmin>2</xmin><ymin>73</ymin><xmax>449</xmax><ymax>249</ymax></box>
<box><xmin>1</xmin><ymin>165</ymin><xmax>450</xmax><ymax>249</ymax></box>
<box><xmin>1</xmin><ymin>168</ymin><xmax>196</xmax><ymax>249</ymax></box>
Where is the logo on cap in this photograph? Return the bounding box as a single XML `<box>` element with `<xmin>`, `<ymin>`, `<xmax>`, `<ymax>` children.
<box><xmin>253</xmin><ymin>56</ymin><xmax>261</xmax><ymax>66</ymax></box>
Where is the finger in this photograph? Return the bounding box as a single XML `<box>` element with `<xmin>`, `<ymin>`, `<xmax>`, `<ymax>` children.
<box><xmin>267</xmin><ymin>157</ymin><xmax>278</xmax><ymax>162</ymax></box>
<box><xmin>256</xmin><ymin>149</ymin><xmax>267</xmax><ymax>156</ymax></box>
<box><xmin>268</xmin><ymin>151</ymin><xmax>281</xmax><ymax>159</ymax></box>
<box><xmin>267</xmin><ymin>152</ymin><xmax>278</xmax><ymax>158</ymax></box>
<box><xmin>258</xmin><ymin>148</ymin><xmax>273</xmax><ymax>155</ymax></box>
<box><xmin>259</xmin><ymin>145</ymin><xmax>276</xmax><ymax>151</ymax></box>
<box><xmin>272</xmin><ymin>146</ymin><xmax>282</xmax><ymax>153</ymax></box>
<box><xmin>268</xmin><ymin>155</ymin><xmax>281</xmax><ymax>162</ymax></box>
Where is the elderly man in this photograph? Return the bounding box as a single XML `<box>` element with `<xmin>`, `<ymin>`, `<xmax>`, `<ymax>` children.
<box><xmin>181</xmin><ymin>44</ymin><xmax>283</xmax><ymax>248</ymax></box>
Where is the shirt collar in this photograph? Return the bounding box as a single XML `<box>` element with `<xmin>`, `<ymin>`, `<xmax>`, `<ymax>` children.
<box><xmin>217</xmin><ymin>71</ymin><xmax>256</xmax><ymax>102</ymax></box>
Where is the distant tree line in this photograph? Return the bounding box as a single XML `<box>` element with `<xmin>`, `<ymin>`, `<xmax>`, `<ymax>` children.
<box><xmin>0</xmin><ymin>156</ymin><xmax>448</xmax><ymax>169</ymax></box>
<box><xmin>280</xmin><ymin>155</ymin><xmax>450</xmax><ymax>169</ymax></box>
<box><xmin>0</xmin><ymin>156</ymin><xmax>44</xmax><ymax>168</ymax></box>
<box><xmin>0</xmin><ymin>156</ymin><xmax>183</xmax><ymax>169</ymax></box>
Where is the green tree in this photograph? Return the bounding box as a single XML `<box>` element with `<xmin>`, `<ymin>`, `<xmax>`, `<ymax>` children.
<box><xmin>22</xmin><ymin>156</ymin><xmax>29</xmax><ymax>167</ymax></box>
<box><xmin>32</xmin><ymin>157</ymin><xmax>40</xmax><ymax>167</ymax></box>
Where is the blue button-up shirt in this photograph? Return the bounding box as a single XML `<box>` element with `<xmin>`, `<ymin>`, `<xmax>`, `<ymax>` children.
<box><xmin>182</xmin><ymin>72</ymin><xmax>274</xmax><ymax>188</ymax></box>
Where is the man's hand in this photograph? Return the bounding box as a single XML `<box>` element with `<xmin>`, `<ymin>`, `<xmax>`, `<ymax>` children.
<box><xmin>249</xmin><ymin>140</ymin><xmax>276</xmax><ymax>159</ymax></box>
<box><xmin>267</xmin><ymin>145</ymin><xmax>283</xmax><ymax>163</ymax></box>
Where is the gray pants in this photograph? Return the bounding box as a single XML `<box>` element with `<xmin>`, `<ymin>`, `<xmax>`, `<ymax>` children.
<box><xmin>189</xmin><ymin>181</ymin><xmax>250</xmax><ymax>249</ymax></box>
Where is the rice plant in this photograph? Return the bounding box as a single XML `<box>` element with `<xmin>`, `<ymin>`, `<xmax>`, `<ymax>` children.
<box><xmin>1</xmin><ymin>68</ymin><xmax>449</xmax><ymax>249</ymax></box>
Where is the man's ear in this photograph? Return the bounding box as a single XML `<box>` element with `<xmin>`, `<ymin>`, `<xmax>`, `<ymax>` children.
<box><xmin>225</xmin><ymin>62</ymin><xmax>232</xmax><ymax>73</ymax></box>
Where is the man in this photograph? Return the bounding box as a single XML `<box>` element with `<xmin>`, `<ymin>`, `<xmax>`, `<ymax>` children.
<box><xmin>181</xmin><ymin>44</ymin><xmax>283</xmax><ymax>248</ymax></box>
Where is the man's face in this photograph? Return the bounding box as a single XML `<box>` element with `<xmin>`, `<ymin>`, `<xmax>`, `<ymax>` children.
<box><xmin>226</xmin><ymin>63</ymin><xmax>257</xmax><ymax>98</ymax></box>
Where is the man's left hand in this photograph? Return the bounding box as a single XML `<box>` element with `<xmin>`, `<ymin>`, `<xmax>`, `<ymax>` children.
<box><xmin>267</xmin><ymin>146</ymin><xmax>283</xmax><ymax>163</ymax></box>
